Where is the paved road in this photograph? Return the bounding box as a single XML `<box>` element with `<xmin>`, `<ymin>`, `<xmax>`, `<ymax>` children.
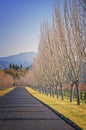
<box><xmin>0</xmin><ymin>87</ymin><xmax>75</xmax><ymax>130</ymax></box>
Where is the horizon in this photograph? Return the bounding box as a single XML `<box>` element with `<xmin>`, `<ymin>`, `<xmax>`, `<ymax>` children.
<box><xmin>0</xmin><ymin>51</ymin><xmax>37</xmax><ymax>58</ymax></box>
<box><xmin>0</xmin><ymin>0</ymin><xmax>53</xmax><ymax>57</ymax></box>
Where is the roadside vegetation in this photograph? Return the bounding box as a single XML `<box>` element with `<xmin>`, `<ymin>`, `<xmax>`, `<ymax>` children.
<box><xmin>26</xmin><ymin>1</ymin><xmax>86</xmax><ymax>129</ymax></box>
<box><xmin>26</xmin><ymin>87</ymin><xmax>86</xmax><ymax>130</ymax></box>
<box><xmin>0</xmin><ymin>64</ymin><xmax>29</xmax><ymax>89</ymax></box>
<box><xmin>0</xmin><ymin>87</ymin><xmax>15</xmax><ymax>97</ymax></box>
<box><xmin>0</xmin><ymin>69</ymin><xmax>14</xmax><ymax>89</ymax></box>
<box><xmin>27</xmin><ymin>0</ymin><xmax>86</xmax><ymax>105</ymax></box>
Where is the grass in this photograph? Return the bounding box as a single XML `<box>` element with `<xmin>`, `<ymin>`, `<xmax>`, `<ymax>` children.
<box><xmin>0</xmin><ymin>87</ymin><xmax>15</xmax><ymax>97</ymax></box>
<box><xmin>26</xmin><ymin>87</ymin><xmax>86</xmax><ymax>130</ymax></box>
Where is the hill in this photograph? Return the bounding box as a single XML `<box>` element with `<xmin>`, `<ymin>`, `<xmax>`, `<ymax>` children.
<box><xmin>0</xmin><ymin>52</ymin><xmax>36</xmax><ymax>69</ymax></box>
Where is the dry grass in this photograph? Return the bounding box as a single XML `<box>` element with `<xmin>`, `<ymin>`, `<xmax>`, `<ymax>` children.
<box><xmin>26</xmin><ymin>87</ymin><xmax>86</xmax><ymax>130</ymax></box>
<box><xmin>0</xmin><ymin>87</ymin><xmax>15</xmax><ymax>97</ymax></box>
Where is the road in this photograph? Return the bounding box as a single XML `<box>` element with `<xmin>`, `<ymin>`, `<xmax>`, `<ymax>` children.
<box><xmin>0</xmin><ymin>87</ymin><xmax>75</xmax><ymax>130</ymax></box>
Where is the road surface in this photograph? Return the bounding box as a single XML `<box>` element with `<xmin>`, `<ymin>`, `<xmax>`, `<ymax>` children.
<box><xmin>0</xmin><ymin>87</ymin><xmax>75</xmax><ymax>130</ymax></box>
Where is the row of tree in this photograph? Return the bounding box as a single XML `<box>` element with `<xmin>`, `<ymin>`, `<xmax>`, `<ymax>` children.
<box><xmin>27</xmin><ymin>0</ymin><xmax>86</xmax><ymax>105</ymax></box>
<box><xmin>0</xmin><ymin>69</ymin><xmax>14</xmax><ymax>89</ymax></box>
<box><xmin>9</xmin><ymin>64</ymin><xmax>23</xmax><ymax>70</ymax></box>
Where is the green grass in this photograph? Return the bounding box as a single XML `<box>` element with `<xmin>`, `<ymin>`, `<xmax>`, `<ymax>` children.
<box><xmin>26</xmin><ymin>87</ymin><xmax>86</xmax><ymax>130</ymax></box>
<box><xmin>0</xmin><ymin>87</ymin><xmax>15</xmax><ymax>97</ymax></box>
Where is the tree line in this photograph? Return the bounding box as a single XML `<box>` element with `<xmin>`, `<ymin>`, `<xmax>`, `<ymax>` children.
<box><xmin>0</xmin><ymin>64</ymin><xmax>27</xmax><ymax>89</ymax></box>
<box><xmin>9</xmin><ymin>64</ymin><xmax>23</xmax><ymax>70</ymax></box>
<box><xmin>27</xmin><ymin>0</ymin><xmax>86</xmax><ymax>105</ymax></box>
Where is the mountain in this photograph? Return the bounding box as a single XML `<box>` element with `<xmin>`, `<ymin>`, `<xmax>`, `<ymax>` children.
<box><xmin>0</xmin><ymin>52</ymin><xmax>37</xmax><ymax>69</ymax></box>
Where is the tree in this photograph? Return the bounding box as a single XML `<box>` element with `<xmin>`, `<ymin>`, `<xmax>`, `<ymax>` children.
<box><xmin>0</xmin><ymin>69</ymin><xmax>14</xmax><ymax>88</ymax></box>
<box><xmin>27</xmin><ymin>0</ymin><xmax>86</xmax><ymax>105</ymax></box>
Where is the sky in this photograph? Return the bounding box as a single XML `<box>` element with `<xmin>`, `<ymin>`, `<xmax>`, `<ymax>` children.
<box><xmin>0</xmin><ymin>0</ymin><xmax>53</xmax><ymax>57</ymax></box>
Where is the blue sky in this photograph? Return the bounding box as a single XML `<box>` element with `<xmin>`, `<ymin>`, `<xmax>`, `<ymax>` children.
<box><xmin>0</xmin><ymin>0</ymin><xmax>53</xmax><ymax>57</ymax></box>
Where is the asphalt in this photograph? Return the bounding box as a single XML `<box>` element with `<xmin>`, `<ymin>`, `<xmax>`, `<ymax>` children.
<box><xmin>0</xmin><ymin>87</ymin><xmax>75</xmax><ymax>130</ymax></box>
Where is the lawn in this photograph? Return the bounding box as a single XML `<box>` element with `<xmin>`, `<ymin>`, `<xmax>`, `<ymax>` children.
<box><xmin>26</xmin><ymin>87</ymin><xmax>86</xmax><ymax>130</ymax></box>
<box><xmin>0</xmin><ymin>87</ymin><xmax>15</xmax><ymax>97</ymax></box>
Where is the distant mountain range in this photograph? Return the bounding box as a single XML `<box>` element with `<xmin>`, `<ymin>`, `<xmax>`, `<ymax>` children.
<box><xmin>0</xmin><ymin>52</ymin><xmax>37</xmax><ymax>69</ymax></box>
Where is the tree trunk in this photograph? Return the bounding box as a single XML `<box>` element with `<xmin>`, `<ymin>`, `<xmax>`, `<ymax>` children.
<box><xmin>56</xmin><ymin>85</ymin><xmax>59</xmax><ymax>98</ymax></box>
<box><xmin>70</xmin><ymin>83</ymin><xmax>73</xmax><ymax>102</ymax></box>
<box><xmin>50</xmin><ymin>86</ymin><xmax>52</xmax><ymax>97</ymax></box>
<box><xmin>61</xmin><ymin>85</ymin><xmax>64</xmax><ymax>100</ymax></box>
<box><xmin>46</xmin><ymin>87</ymin><xmax>48</xmax><ymax>96</ymax></box>
<box><xmin>52</xmin><ymin>86</ymin><xmax>54</xmax><ymax>97</ymax></box>
<box><xmin>76</xmin><ymin>81</ymin><xmax>80</xmax><ymax>105</ymax></box>
<box><xmin>42</xmin><ymin>86</ymin><xmax>45</xmax><ymax>94</ymax></box>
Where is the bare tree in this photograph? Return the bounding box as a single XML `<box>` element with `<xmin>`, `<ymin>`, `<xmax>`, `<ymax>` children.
<box><xmin>27</xmin><ymin>0</ymin><xmax>85</xmax><ymax>105</ymax></box>
<box><xmin>0</xmin><ymin>69</ymin><xmax>14</xmax><ymax>89</ymax></box>
<box><xmin>63</xmin><ymin>0</ymin><xmax>86</xmax><ymax>105</ymax></box>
